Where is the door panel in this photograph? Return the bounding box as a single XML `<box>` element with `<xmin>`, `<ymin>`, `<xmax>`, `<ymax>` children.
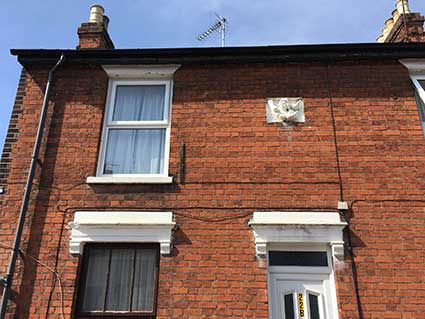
<box><xmin>271</xmin><ymin>277</ymin><xmax>326</xmax><ymax>319</ymax></box>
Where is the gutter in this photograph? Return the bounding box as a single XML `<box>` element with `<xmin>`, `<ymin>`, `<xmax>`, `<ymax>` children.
<box><xmin>0</xmin><ymin>54</ymin><xmax>65</xmax><ymax>319</ymax></box>
<box><xmin>10</xmin><ymin>42</ymin><xmax>425</xmax><ymax>66</ymax></box>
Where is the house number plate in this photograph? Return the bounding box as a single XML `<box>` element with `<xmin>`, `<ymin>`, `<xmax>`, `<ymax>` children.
<box><xmin>298</xmin><ymin>293</ymin><xmax>305</xmax><ymax>318</ymax></box>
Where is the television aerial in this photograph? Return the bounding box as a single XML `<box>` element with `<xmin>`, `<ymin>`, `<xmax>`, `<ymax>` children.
<box><xmin>197</xmin><ymin>14</ymin><xmax>228</xmax><ymax>47</ymax></box>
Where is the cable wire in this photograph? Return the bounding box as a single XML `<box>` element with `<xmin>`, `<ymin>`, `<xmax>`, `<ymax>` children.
<box><xmin>0</xmin><ymin>244</ymin><xmax>65</xmax><ymax>319</ymax></box>
<box><xmin>63</xmin><ymin>205</ymin><xmax>339</xmax><ymax>223</ymax></box>
<box><xmin>325</xmin><ymin>63</ymin><xmax>344</xmax><ymax>202</ymax></box>
<box><xmin>325</xmin><ymin>62</ymin><xmax>363</xmax><ymax>317</ymax></box>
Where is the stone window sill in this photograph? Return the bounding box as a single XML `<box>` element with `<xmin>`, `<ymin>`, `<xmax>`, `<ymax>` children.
<box><xmin>86</xmin><ymin>176</ymin><xmax>174</xmax><ymax>184</ymax></box>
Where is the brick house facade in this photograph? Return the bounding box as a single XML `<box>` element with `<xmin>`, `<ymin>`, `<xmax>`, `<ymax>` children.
<box><xmin>1</xmin><ymin>2</ymin><xmax>425</xmax><ymax>319</ymax></box>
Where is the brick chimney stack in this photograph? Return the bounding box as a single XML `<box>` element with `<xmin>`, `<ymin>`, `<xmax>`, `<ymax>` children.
<box><xmin>377</xmin><ymin>0</ymin><xmax>425</xmax><ymax>43</ymax></box>
<box><xmin>77</xmin><ymin>4</ymin><xmax>115</xmax><ymax>49</ymax></box>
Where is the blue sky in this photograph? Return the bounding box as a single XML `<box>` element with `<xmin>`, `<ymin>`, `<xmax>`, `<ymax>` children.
<box><xmin>1</xmin><ymin>0</ymin><xmax>425</xmax><ymax>153</ymax></box>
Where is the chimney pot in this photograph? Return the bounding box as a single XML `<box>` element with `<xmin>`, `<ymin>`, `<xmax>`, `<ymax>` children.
<box><xmin>385</xmin><ymin>17</ymin><xmax>394</xmax><ymax>29</ymax></box>
<box><xmin>103</xmin><ymin>15</ymin><xmax>110</xmax><ymax>31</ymax></box>
<box><xmin>77</xmin><ymin>4</ymin><xmax>114</xmax><ymax>49</ymax></box>
<box><xmin>392</xmin><ymin>9</ymin><xmax>400</xmax><ymax>22</ymax></box>
<box><xmin>90</xmin><ymin>4</ymin><xmax>105</xmax><ymax>23</ymax></box>
<box><xmin>396</xmin><ymin>0</ymin><xmax>410</xmax><ymax>15</ymax></box>
<box><xmin>378</xmin><ymin>0</ymin><xmax>425</xmax><ymax>43</ymax></box>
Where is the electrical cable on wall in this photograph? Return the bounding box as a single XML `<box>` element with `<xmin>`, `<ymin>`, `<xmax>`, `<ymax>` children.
<box><xmin>325</xmin><ymin>63</ymin><xmax>345</xmax><ymax>202</ymax></box>
<box><xmin>325</xmin><ymin>62</ymin><xmax>363</xmax><ymax>318</ymax></box>
<box><xmin>0</xmin><ymin>244</ymin><xmax>65</xmax><ymax>319</ymax></box>
<box><xmin>5</xmin><ymin>162</ymin><xmax>425</xmax><ymax>318</ymax></box>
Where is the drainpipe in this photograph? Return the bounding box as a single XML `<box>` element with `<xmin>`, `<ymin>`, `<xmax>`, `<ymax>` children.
<box><xmin>0</xmin><ymin>54</ymin><xmax>65</xmax><ymax>319</ymax></box>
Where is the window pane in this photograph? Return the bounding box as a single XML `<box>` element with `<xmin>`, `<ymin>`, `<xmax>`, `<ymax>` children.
<box><xmin>104</xmin><ymin>129</ymin><xmax>166</xmax><ymax>174</ymax></box>
<box><xmin>81</xmin><ymin>248</ymin><xmax>109</xmax><ymax>312</ymax></box>
<box><xmin>269</xmin><ymin>251</ymin><xmax>328</xmax><ymax>267</ymax></box>
<box><xmin>132</xmin><ymin>249</ymin><xmax>157</xmax><ymax>311</ymax></box>
<box><xmin>308</xmin><ymin>294</ymin><xmax>320</xmax><ymax>319</ymax></box>
<box><xmin>113</xmin><ymin>85</ymin><xmax>166</xmax><ymax>121</ymax></box>
<box><xmin>105</xmin><ymin>249</ymin><xmax>134</xmax><ymax>311</ymax></box>
<box><xmin>284</xmin><ymin>293</ymin><xmax>295</xmax><ymax>319</ymax></box>
<box><xmin>419</xmin><ymin>80</ymin><xmax>425</xmax><ymax>90</ymax></box>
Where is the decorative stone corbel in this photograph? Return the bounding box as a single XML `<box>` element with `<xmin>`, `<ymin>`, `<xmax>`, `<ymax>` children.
<box><xmin>68</xmin><ymin>211</ymin><xmax>176</xmax><ymax>256</ymax></box>
<box><xmin>330</xmin><ymin>241</ymin><xmax>345</xmax><ymax>261</ymax></box>
<box><xmin>255</xmin><ymin>242</ymin><xmax>268</xmax><ymax>257</ymax></box>
<box><xmin>249</xmin><ymin>212</ymin><xmax>347</xmax><ymax>258</ymax></box>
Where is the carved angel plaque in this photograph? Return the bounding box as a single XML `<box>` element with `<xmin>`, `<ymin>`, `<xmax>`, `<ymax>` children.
<box><xmin>265</xmin><ymin>97</ymin><xmax>305</xmax><ymax>124</ymax></box>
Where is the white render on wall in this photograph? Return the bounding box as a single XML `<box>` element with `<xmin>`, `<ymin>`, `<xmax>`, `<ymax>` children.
<box><xmin>249</xmin><ymin>212</ymin><xmax>347</xmax><ymax>259</ymax></box>
<box><xmin>68</xmin><ymin>211</ymin><xmax>176</xmax><ymax>255</ymax></box>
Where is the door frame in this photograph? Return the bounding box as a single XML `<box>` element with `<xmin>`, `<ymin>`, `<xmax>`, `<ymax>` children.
<box><xmin>267</xmin><ymin>244</ymin><xmax>340</xmax><ymax>319</ymax></box>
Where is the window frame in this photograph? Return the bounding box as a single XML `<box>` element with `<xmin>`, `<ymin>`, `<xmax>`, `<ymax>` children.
<box><xmin>411</xmin><ymin>75</ymin><xmax>425</xmax><ymax>102</ymax></box>
<box><xmin>409</xmin><ymin>75</ymin><xmax>425</xmax><ymax>136</ymax></box>
<box><xmin>97</xmin><ymin>79</ymin><xmax>173</xmax><ymax>178</ymax></box>
<box><xmin>75</xmin><ymin>243</ymin><xmax>160</xmax><ymax>318</ymax></box>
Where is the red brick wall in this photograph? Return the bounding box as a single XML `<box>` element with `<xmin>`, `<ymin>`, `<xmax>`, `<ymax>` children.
<box><xmin>1</xmin><ymin>60</ymin><xmax>425</xmax><ymax>319</ymax></box>
<box><xmin>0</xmin><ymin>69</ymin><xmax>27</xmax><ymax>202</ymax></box>
<box><xmin>77</xmin><ymin>23</ymin><xmax>114</xmax><ymax>49</ymax></box>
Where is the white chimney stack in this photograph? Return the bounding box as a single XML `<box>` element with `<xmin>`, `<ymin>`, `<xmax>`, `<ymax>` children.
<box><xmin>89</xmin><ymin>4</ymin><xmax>105</xmax><ymax>24</ymax></box>
<box><xmin>396</xmin><ymin>0</ymin><xmax>410</xmax><ymax>15</ymax></box>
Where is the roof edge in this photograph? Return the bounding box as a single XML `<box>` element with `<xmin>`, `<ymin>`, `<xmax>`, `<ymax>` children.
<box><xmin>11</xmin><ymin>42</ymin><xmax>425</xmax><ymax>66</ymax></box>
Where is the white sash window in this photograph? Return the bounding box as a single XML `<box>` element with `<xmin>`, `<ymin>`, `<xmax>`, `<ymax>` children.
<box><xmin>87</xmin><ymin>65</ymin><xmax>180</xmax><ymax>184</ymax></box>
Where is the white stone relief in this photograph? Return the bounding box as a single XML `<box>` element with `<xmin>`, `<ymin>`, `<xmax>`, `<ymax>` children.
<box><xmin>266</xmin><ymin>97</ymin><xmax>305</xmax><ymax>124</ymax></box>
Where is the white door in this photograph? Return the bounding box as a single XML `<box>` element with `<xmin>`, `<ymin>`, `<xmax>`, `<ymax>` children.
<box><xmin>270</xmin><ymin>275</ymin><xmax>329</xmax><ymax>319</ymax></box>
